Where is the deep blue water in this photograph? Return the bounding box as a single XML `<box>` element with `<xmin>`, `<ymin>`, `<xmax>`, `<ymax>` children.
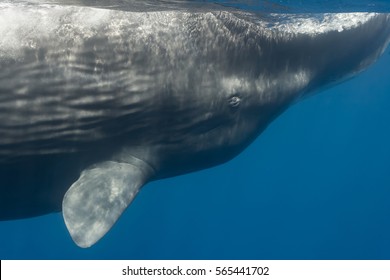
<box><xmin>1</xmin><ymin>0</ymin><xmax>390</xmax><ymax>259</ymax></box>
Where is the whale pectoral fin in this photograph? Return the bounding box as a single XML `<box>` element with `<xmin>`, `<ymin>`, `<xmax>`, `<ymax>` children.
<box><xmin>62</xmin><ymin>161</ymin><xmax>150</xmax><ymax>248</ymax></box>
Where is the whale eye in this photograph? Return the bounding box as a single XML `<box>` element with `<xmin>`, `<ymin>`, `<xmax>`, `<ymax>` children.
<box><xmin>228</xmin><ymin>96</ymin><xmax>241</xmax><ymax>108</ymax></box>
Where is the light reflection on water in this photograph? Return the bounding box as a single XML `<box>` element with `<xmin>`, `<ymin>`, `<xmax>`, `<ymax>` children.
<box><xmin>17</xmin><ymin>0</ymin><xmax>390</xmax><ymax>12</ymax></box>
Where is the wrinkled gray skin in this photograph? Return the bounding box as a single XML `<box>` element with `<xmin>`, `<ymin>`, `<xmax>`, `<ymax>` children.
<box><xmin>0</xmin><ymin>2</ymin><xmax>390</xmax><ymax>247</ymax></box>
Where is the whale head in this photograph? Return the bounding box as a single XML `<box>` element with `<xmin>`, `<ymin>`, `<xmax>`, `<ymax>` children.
<box><xmin>157</xmin><ymin>12</ymin><xmax>390</xmax><ymax>177</ymax></box>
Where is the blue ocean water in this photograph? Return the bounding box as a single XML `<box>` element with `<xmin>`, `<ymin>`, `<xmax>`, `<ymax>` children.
<box><xmin>0</xmin><ymin>0</ymin><xmax>390</xmax><ymax>259</ymax></box>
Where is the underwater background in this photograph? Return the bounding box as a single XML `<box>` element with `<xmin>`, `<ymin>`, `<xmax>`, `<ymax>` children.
<box><xmin>0</xmin><ymin>0</ymin><xmax>390</xmax><ymax>259</ymax></box>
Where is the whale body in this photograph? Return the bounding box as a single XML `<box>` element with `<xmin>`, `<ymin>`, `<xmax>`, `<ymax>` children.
<box><xmin>0</xmin><ymin>1</ymin><xmax>389</xmax><ymax>247</ymax></box>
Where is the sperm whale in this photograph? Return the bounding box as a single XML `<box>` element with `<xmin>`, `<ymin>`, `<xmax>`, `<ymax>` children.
<box><xmin>0</xmin><ymin>2</ymin><xmax>389</xmax><ymax>247</ymax></box>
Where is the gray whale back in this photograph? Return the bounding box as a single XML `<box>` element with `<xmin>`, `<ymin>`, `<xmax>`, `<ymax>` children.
<box><xmin>0</xmin><ymin>2</ymin><xmax>389</xmax><ymax>247</ymax></box>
